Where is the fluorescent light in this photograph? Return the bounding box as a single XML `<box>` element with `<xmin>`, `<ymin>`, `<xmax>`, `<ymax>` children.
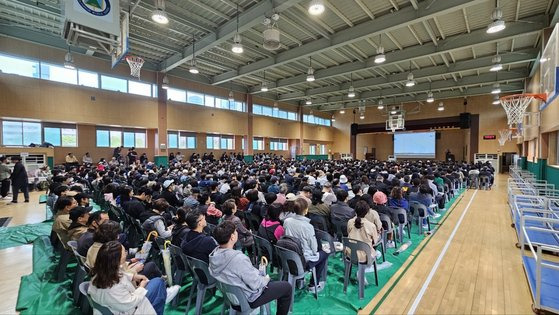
<box><xmin>162</xmin><ymin>75</ymin><xmax>169</xmax><ymax>89</ymax></box>
<box><xmin>348</xmin><ymin>86</ymin><xmax>355</xmax><ymax>98</ymax></box>
<box><xmin>151</xmin><ymin>9</ymin><xmax>169</xmax><ymax>24</ymax></box>
<box><xmin>63</xmin><ymin>52</ymin><xmax>75</xmax><ymax>70</ymax></box>
<box><xmin>378</xmin><ymin>99</ymin><xmax>384</xmax><ymax>110</ymax></box>
<box><xmin>390</xmin><ymin>110</ymin><xmax>397</xmax><ymax>115</ymax></box>
<box><xmin>232</xmin><ymin>33</ymin><xmax>243</xmax><ymax>53</ymax></box>
<box><xmin>426</xmin><ymin>91</ymin><xmax>434</xmax><ymax>103</ymax></box>
<box><xmin>490</xmin><ymin>63</ymin><xmax>503</xmax><ymax>72</ymax></box>
<box><xmin>540</xmin><ymin>57</ymin><xmax>548</xmax><ymax>63</ymax></box>
<box><xmin>487</xmin><ymin>8</ymin><xmax>505</xmax><ymax>34</ymax></box>
<box><xmin>308</xmin><ymin>0</ymin><xmax>325</xmax><ymax>15</ymax></box>
<box><xmin>491</xmin><ymin>83</ymin><xmax>501</xmax><ymax>94</ymax></box>
<box><xmin>359</xmin><ymin>114</ymin><xmax>365</xmax><ymax>119</ymax></box>
<box><xmin>306</xmin><ymin>67</ymin><xmax>315</xmax><ymax>82</ymax></box>
<box><xmin>339</xmin><ymin>109</ymin><xmax>345</xmax><ymax>114</ymax></box>
<box><xmin>331</xmin><ymin>115</ymin><xmax>336</xmax><ymax>122</ymax></box>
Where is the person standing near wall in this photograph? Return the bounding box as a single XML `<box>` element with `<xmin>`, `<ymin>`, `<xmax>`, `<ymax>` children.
<box><xmin>9</xmin><ymin>156</ymin><xmax>29</xmax><ymax>203</ymax></box>
<box><xmin>0</xmin><ymin>156</ymin><xmax>11</xmax><ymax>200</ymax></box>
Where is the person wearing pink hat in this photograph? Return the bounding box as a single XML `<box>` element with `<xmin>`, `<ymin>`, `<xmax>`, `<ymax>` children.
<box><xmin>372</xmin><ymin>191</ymin><xmax>397</xmax><ymax>248</ymax></box>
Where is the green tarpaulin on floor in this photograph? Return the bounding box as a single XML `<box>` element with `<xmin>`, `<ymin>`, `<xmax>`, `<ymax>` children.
<box><xmin>0</xmin><ymin>221</ymin><xmax>53</xmax><ymax>250</ymax></box>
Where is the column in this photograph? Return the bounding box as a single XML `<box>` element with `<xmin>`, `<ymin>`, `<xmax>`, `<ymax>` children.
<box><xmin>154</xmin><ymin>72</ymin><xmax>168</xmax><ymax>167</ymax></box>
<box><xmin>245</xmin><ymin>94</ymin><xmax>254</xmax><ymax>162</ymax></box>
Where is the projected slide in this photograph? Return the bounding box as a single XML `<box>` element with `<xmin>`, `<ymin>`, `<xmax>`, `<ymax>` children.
<box><xmin>394</xmin><ymin>131</ymin><xmax>436</xmax><ymax>159</ymax></box>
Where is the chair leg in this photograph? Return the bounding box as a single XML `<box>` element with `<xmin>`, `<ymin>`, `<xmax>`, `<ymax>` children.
<box><xmin>311</xmin><ymin>267</ymin><xmax>318</xmax><ymax>300</ymax></box>
<box><xmin>373</xmin><ymin>261</ymin><xmax>378</xmax><ymax>286</ymax></box>
<box><xmin>357</xmin><ymin>265</ymin><xmax>365</xmax><ymax>300</ymax></box>
<box><xmin>172</xmin><ymin>270</ymin><xmax>184</xmax><ymax>307</ymax></box>
<box><xmin>73</xmin><ymin>267</ymin><xmax>86</xmax><ymax>305</ymax></box>
<box><xmin>287</xmin><ymin>274</ymin><xmax>295</xmax><ymax>312</ymax></box>
<box><xmin>398</xmin><ymin>224</ymin><xmax>404</xmax><ymax>243</ymax></box>
<box><xmin>55</xmin><ymin>250</ymin><xmax>71</xmax><ymax>282</ymax></box>
<box><xmin>343</xmin><ymin>261</ymin><xmax>351</xmax><ymax>294</ymax></box>
<box><xmin>195</xmin><ymin>285</ymin><xmax>206</xmax><ymax>315</ymax></box>
<box><xmin>185</xmin><ymin>280</ymin><xmax>198</xmax><ymax>315</ymax></box>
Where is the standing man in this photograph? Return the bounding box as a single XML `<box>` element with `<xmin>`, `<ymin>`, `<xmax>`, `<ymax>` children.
<box><xmin>10</xmin><ymin>156</ymin><xmax>29</xmax><ymax>203</ymax></box>
<box><xmin>0</xmin><ymin>156</ymin><xmax>11</xmax><ymax>200</ymax></box>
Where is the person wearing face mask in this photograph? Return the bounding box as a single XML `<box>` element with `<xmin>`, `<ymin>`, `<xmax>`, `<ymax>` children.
<box><xmin>52</xmin><ymin>196</ymin><xmax>78</xmax><ymax>245</ymax></box>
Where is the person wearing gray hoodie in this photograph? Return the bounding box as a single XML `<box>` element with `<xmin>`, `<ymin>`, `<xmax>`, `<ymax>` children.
<box><xmin>209</xmin><ymin>221</ymin><xmax>292</xmax><ymax>315</ymax></box>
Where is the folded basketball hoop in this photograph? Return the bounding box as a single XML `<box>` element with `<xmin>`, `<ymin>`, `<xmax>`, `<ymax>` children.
<box><xmin>126</xmin><ymin>55</ymin><xmax>144</xmax><ymax>79</ymax></box>
<box><xmin>499</xmin><ymin>93</ymin><xmax>546</xmax><ymax>127</ymax></box>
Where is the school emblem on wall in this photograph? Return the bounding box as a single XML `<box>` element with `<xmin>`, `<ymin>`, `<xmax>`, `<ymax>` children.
<box><xmin>77</xmin><ymin>0</ymin><xmax>111</xmax><ymax>16</ymax></box>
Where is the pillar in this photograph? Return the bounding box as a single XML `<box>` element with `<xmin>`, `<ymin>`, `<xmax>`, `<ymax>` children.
<box><xmin>154</xmin><ymin>72</ymin><xmax>168</xmax><ymax>167</ymax></box>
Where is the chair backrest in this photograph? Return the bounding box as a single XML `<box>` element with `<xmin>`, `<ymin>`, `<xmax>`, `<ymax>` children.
<box><xmin>309</xmin><ymin>213</ymin><xmax>328</xmax><ymax>232</ymax></box>
<box><xmin>253</xmin><ymin>235</ymin><xmax>274</xmax><ymax>263</ymax></box>
<box><xmin>205</xmin><ymin>223</ymin><xmax>217</xmax><ymax>235</ymax></box>
<box><xmin>68</xmin><ymin>241</ymin><xmax>88</xmax><ymax>267</ymax></box>
<box><xmin>217</xmin><ymin>281</ymin><xmax>253</xmax><ymax>312</ymax></box>
<box><xmin>244</xmin><ymin>211</ymin><xmax>261</xmax><ymax>232</ymax></box>
<box><xmin>409</xmin><ymin>201</ymin><xmax>426</xmax><ymax>217</ymax></box>
<box><xmin>331</xmin><ymin>216</ymin><xmax>348</xmax><ymax>240</ymax></box>
<box><xmin>393</xmin><ymin>207</ymin><xmax>407</xmax><ymax>225</ymax></box>
<box><xmin>274</xmin><ymin>245</ymin><xmax>306</xmax><ymax>277</ymax></box>
<box><xmin>79</xmin><ymin>282</ymin><xmax>113</xmax><ymax>315</ymax></box>
<box><xmin>185</xmin><ymin>255</ymin><xmax>216</xmax><ymax>286</ymax></box>
<box><xmin>67</xmin><ymin>240</ymin><xmax>78</xmax><ymax>251</ymax></box>
<box><xmin>314</xmin><ymin>229</ymin><xmax>335</xmax><ymax>255</ymax></box>
<box><xmin>342</xmin><ymin>237</ymin><xmax>373</xmax><ymax>267</ymax></box>
<box><xmin>154</xmin><ymin>236</ymin><xmax>166</xmax><ymax>251</ymax></box>
<box><xmin>379</xmin><ymin>213</ymin><xmax>394</xmax><ymax>233</ymax></box>
<box><xmin>168</xmin><ymin>244</ymin><xmax>189</xmax><ymax>271</ymax></box>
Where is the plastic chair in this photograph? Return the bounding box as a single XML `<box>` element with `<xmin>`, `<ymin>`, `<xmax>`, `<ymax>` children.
<box><xmin>309</xmin><ymin>213</ymin><xmax>329</xmax><ymax>232</ymax></box>
<box><xmin>379</xmin><ymin>214</ymin><xmax>396</xmax><ymax>249</ymax></box>
<box><xmin>480</xmin><ymin>176</ymin><xmax>490</xmax><ymax>190</ymax></box>
<box><xmin>342</xmin><ymin>237</ymin><xmax>378</xmax><ymax>299</ymax></box>
<box><xmin>217</xmin><ymin>281</ymin><xmax>271</xmax><ymax>315</ymax></box>
<box><xmin>184</xmin><ymin>255</ymin><xmax>217</xmax><ymax>315</ymax></box>
<box><xmin>205</xmin><ymin>223</ymin><xmax>217</xmax><ymax>235</ymax></box>
<box><xmin>468</xmin><ymin>174</ymin><xmax>479</xmax><ymax>189</ymax></box>
<box><xmin>331</xmin><ymin>216</ymin><xmax>348</xmax><ymax>242</ymax></box>
<box><xmin>67</xmin><ymin>240</ymin><xmax>88</xmax><ymax>306</ymax></box>
<box><xmin>393</xmin><ymin>208</ymin><xmax>411</xmax><ymax>243</ymax></box>
<box><xmin>168</xmin><ymin>244</ymin><xmax>189</xmax><ymax>307</ymax></box>
<box><xmin>274</xmin><ymin>245</ymin><xmax>318</xmax><ymax>311</ymax></box>
<box><xmin>79</xmin><ymin>282</ymin><xmax>113</xmax><ymax>315</ymax></box>
<box><xmin>314</xmin><ymin>229</ymin><xmax>335</xmax><ymax>282</ymax></box>
<box><xmin>244</xmin><ymin>211</ymin><xmax>261</xmax><ymax>232</ymax></box>
<box><xmin>409</xmin><ymin>202</ymin><xmax>430</xmax><ymax>234</ymax></box>
<box><xmin>253</xmin><ymin>235</ymin><xmax>276</xmax><ymax>274</ymax></box>
<box><xmin>54</xmin><ymin>232</ymin><xmax>73</xmax><ymax>282</ymax></box>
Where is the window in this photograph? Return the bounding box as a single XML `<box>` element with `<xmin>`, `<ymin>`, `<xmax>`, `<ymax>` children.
<box><xmin>1</xmin><ymin>121</ymin><xmax>42</xmax><ymax>146</ymax></box>
<box><xmin>206</xmin><ymin>135</ymin><xmax>219</xmax><ymax>149</ymax></box>
<box><xmin>288</xmin><ymin>112</ymin><xmax>297</xmax><ymax>121</ymax></box>
<box><xmin>78</xmin><ymin>70</ymin><xmax>99</xmax><ymax>88</ymax></box>
<box><xmin>187</xmin><ymin>91</ymin><xmax>204</xmax><ymax>105</ymax></box>
<box><xmin>217</xmin><ymin>98</ymin><xmax>230</xmax><ymax>109</ymax></box>
<box><xmin>42</xmin><ymin>124</ymin><xmax>77</xmax><ymax>147</ymax></box>
<box><xmin>168</xmin><ymin>131</ymin><xmax>196</xmax><ymax>149</ymax></box>
<box><xmin>204</xmin><ymin>95</ymin><xmax>215</xmax><ymax>107</ymax></box>
<box><xmin>167</xmin><ymin>88</ymin><xmax>186</xmax><ymax>102</ymax></box>
<box><xmin>253</xmin><ymin>137</ymin><xmax>264</xmax><ymax>151</ymax></box>
<box><xmin>101</xmin><ymin>75</ymin><xmax>127</xmax><ymax>92</ymax></box>
<box><xmin>253</xmin><ymin>105</ymin><xmax>262</xmax><ymax>115</ymax></box>
<box><xmin>309</xmin><ymin>144</ymin><xmax>317</xmax><ymax>155</ymax></box>
<box><xmin>253</xmin><ymin>104</ymin><xmax>298</xmax><ymax>121</ymax></box>
<box><xmin>128</xmin><ymin>81</ymin><xmax>152</xmax><ymax>97</ymax></box>
<box><xmin>262</xmin><ymin>106</ymin><xmax>273</xmax><ymax>117</ymax></box>
<box><xmin>123</xmin><ymin>132</ymin><xmax>135</xmax><ymax>147</ymax></box>
<box><xmin>0</xmin><ymin>54</ymin><xmax>39</xmax><ymax>78</ymax></box>
<box><xmin>44</xmin><ymin>127</ymin><xmax>61</xmax><ymax>146</ymax></box>
<box><xmin>319</xmin><ymin>144</ymin><xmax>326</xmax><ymax>155</ymax></box>
<box><xmin>270</xmin><ymin>138</ymin><xmax>287</xmax><ymax>151</ymax></box>
<box><xmin>183</xmin><ymin>135</ymin><xmax>196</xmax><ymax>149</ymax></box>
<box><xmin>96</xmin><ymin>130</ymin><xmax>110</xmax><ymax>147</ymax></box>
<box><xmin>152</xmin><ymin>85</ymin><xmax>158</xmax><ymax>98</ymax></box>
<box><xmin>232</xmin><ymin>101</ymin><xmax>244</xmax><ymax>112</ymax></box>
<box><xmin>110</xmin><ymin>130</ymin><xmax>122</xmax><ymax>147</ymax></box>
<box><xmin>61</xmin><ymin>128</ymin><xmax>77</xmax><ymax>147</ymax></box>
<box><xmin>168</xmin><ymin>133</ymin><xmax>178</xmax><ymax>149</ymax></box>
<box><xmin>220</xmin><ymin>136</ymin><xmax>234</xmax><ymax>150</ymax></box>
<box><xmin>206</xmin><ymin>135</ymin><xmax>233</xmax><ymax>150</ymax></box>
<box><xmin>41</xmin><ymin>63</ymin><xmax>77</xmax><ymax>85</ymax></box>
<box><xmin>303</xmin><ymin>114</ymin><xmax>331</xmax><ymax>126</ymax></box>
<box><xmin>121</xmin><ymin>131</ymin><xmax>146</xmax><ymax>148</ymax></box>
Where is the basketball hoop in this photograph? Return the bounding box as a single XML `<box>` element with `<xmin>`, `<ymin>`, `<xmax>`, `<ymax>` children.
<box><xmin>126</xmin><ymin>55</ymin><xmax>144</xmax><ymax>79</ymax></box>
<box><xmin>498</xmin><ymin>129</ymin><xmax>512</xmax><ymax>146</ymax></box>
<box><xmin>499</xmin><ymin>93</ymin><xmax>546</xmax><ymax>127</ymax></box>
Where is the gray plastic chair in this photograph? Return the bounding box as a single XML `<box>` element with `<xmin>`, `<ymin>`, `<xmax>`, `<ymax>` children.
<box><xmin>274</xmin><ymin>245</ymin><xmax>318</xmax><ymax>311</ymax></box>
<box><xmin>54</xmin><ymin>232</ymin><xmax>73</xmax><ymax>282</ymax></box>
<box><xmin>79</xmin><ymin>281</ymin><xmax>113</xmax><ymax>315</ymax></box>
<box><xmin>168</xmin><ymin>244</ymin><xmax>189</xmax><ymax>307</ymax></box>
<box><xmin>185</xmin><ymin>255</ymin><xmax>217</xmax><ymax>315</ymax></box>
<box><xmin>393</xmin><ymin>208</ymin><xmax>411</xmax><ymax>243</ymax></box>
<box><xmin>342</xmin><ymin>237</ymin><xmax>378</xmax><ymax>300</ymax></box>
<box><xmin>217</xmin><ymin>281</ymin><xmax>271</xmax><ymax>315</ymax></box>
<box><xmin>409</xmin><ymin>201</ymin><xmax>430</xmax><ymax>234</ymax></box>
<box><xmin>469</xmin><ymin>174</ymin><xmax>479</xmax><ymax>189</ymax></box>
<box><xmin>479</xmin><ymin>176</ymin><xmax>490</xmax><ymax>190</ymax></box>
<box><xmin>331</xmin><ymin>216</ymin><xmax>348</xmax><ymax>242</ymax></box>
<box><xmin>67</xmin><ymin>240</ymin><xmax>88</xmax><ymax>306</ymax></box>
<box><xmin>314</xmin><ymin>229</ymin><xmax>335</xmax><ymax>282</ymax></box>
<box><xmin>379</xmin><ymin>213</ymin><xmax>396</xmax><ymax>249</ymax></box>
<box><xmin>253</xmin><ymin>235</ymin><xmax>276</xmax><ymax>274</ymax></box>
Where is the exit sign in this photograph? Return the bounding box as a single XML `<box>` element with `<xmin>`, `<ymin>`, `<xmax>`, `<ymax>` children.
<box><xmin>483</xmin><ymin>135</ymin><xmax>497</xmax><ymax>140</ymax></box>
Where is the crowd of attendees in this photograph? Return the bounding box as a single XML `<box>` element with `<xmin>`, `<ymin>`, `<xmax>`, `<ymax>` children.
<box><xmin>43</xmin><ymin>152</ymin><xmax>495</xmax><ymax>315</ymax></box>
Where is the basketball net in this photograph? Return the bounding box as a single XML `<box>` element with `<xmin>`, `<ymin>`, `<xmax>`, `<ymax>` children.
<box><xmin>498</xmin><ymin>129</ymin><xmax>512</xmax><ymax>146</ymax></box>
<box><xmin>126</xmin><ymin>55</ymin><xmax>144</xmax><ymax>79</ymax></box>
<box><xmin>499</xmin><ymin>94</ymin><xmax>546</xmax><ymax>127</ymax></box>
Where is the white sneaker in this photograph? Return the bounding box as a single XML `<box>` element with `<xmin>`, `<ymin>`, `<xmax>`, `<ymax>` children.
<box><xmin>365</xmin><ymin>265</ymin><xmax>376</xmax><ymax>273</ymax></box>
<box><xmin>375</xmin><ymin>250</ymin><xmax>382</xmax><ymax>259</ymax></box>
<box><xmin>307</xmin><ymin>283</ymin><xmax>324</xmax><ymax>294</ymax></box>
<box><xmin>165</xmin><ymin>285</ymin><xmax>181</xmax><ymax>304</ymax></box>
<box><xmin>433</xmin><ymin>213</ymin><xmax>441</xmax><ymax>218</ymax></box>
<box><xmin>439</xmin><ymin>208</ymin><xmax>446</xmax><ymax>211</ymax></box>
<box><xmin>422</xmin><ymin>224</ymin><xmax>429</xmax><ymax>229</ymax></box>
<box><xmin>386</xmin><ymin>240</ymin><xmax>395</xmax><ymax>248</ymax></box>
<box><xmin>2</xmin><ymin>196</ymin><xmax>10</xmax><ymax>200</ymax></box>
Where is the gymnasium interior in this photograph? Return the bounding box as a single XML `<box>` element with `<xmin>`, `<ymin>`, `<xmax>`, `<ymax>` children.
<box><xmin>1</xmin><ymin>0</ymin><xmax>559</xmax><ymax>314</ymax></box>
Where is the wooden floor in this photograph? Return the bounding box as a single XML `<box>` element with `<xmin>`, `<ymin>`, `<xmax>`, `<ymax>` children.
<box><xmin>0</xmin><ymin>176</ymin><xmax>537</xmax><ymax>314</ymax></box>
<box><xmin>363</xmin><ymin>174</ymin><xmax>534</xmax><ymax>314</ymax></box>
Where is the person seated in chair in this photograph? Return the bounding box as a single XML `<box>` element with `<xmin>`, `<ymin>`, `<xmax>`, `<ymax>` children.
<box><xmin>258</xmin><ymin>203</ymin><xmax>285</xmax><ymax>244</ymax></box>
<box><xmin>140</xmin><ymin>198</ymin><xmax>173</xmax><ymax>240</ymax></box>
<box><xmin>209</xmin><ymin>221</ymin><xmax>292</xmax><ymax>315</ymax></box>
<box><xmin>181</xmin><ymin>209</ymin><xmax>217</xmax><ymax>263</ymax></box>
<box><xmin>88</xmin><ymin>241</ymin><xmax>179</xmax><ymax>315</ymax></box>
<box><xmin>347</xmin><ymin>200</ymin><xmax>382</xmax><ymax>264</ymax></box>
<box><xmin>52</xmin><ymin>196</ymin><xmax>78</xmax><ymax>246</ymax></box>
<box><xmin>330</xmin><ymin>189</ymin><xmax>355</xmax><ymax>221</ymax></box>
<box><xmin>283</xmin><ymin>198</ymin><xmax>329</xmax><ymax>293</ymax></box>
<box><xmin>221</xmin><ymin>199</ymin><xmax>253</xmax><ymax>248</ymax></box>
<box><xmin>77</xmin><ymin>211</ymin><xmax>109</xmax><ymax>256</ymax></box>
<box><xmin>67</xmin><ymin>206</ymin><xmax>92</xmax><ymax>242</ymax></box>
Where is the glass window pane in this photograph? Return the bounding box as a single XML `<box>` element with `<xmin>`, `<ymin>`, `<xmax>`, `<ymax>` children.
<box><xmin>288</xmin><ymin>112</ymin><xmax>297</xmax><ymax>121</ymax></box>
<box><xmin>278</xmin><ymin>110</ymin><xmax>287</xmax><ymax>119</ymax></box>
<box><xmin>78</xmin><ymin>70</ymin><xmax>98</xmax><ymax>88</ymax></box>
<box><xmin>220</xmin><ymin>138</ymin><xmax>227</xmax><ymax>149</ymax></box>
<box><xmin>40</xmin><ymin>63</ymin><xmax>77</xmax><ymax>85</ymax></box>
<box><xmin>44</xmin><ymin>127</ymin><xmax>61</xmax><ymax>146</ymax></box>
<box><xmin>0</xmin><ymin>55</ymin><xmax>39</xmax><ymax>78</ymax></box>
<box><xmin>128</xmin><ymin>81</ymin><xmax>152</xmax><ymax>97</ymax></box>
<box><xmin>179</xmin><ymin>136</ymin><xmax>187</xmax><ymax>149</ymax></box>
<box><xmin>135</xmin><ymin>132</ymin><xmax>146</xmax><ymax>148</ymax></box>
<box><xmin>206</xmin><ymin>136</ymin><xmax>213</xmax><ymax>149</ymax></box>
<box><xmin>123</xmin><ymin>132</ymin><xmax>135</xmax><ymax>147</ymax></box>
<box><xmin>167</xmin><ymin>88</ymin><xmax>186</xmax><ymax>102</ymax></box>
<box><xmin>213</xmin><ymin>137</ymin><xmax>220</xmax><ymax>149</ymax></box>
<box><xmin>168</xmin><ymin>134</ymin><xmax>178</xmax><ymax>148</ymax></box>
<box><xmin>253</xmin><ymin>105</ymin><xmax>262</xmax><ymax>115</ymax></box>
<box><xmin>152</xmin><ymin>85</ymin><xmax>158</xmax><ymax>98</ymax></box>
<box><xmin>204</xmin><ymin>95</ymin><xmax>215</xmax><ymax>107</ymax></box>
<box><xmin>109</xmin><ymin>130</ymin><xmax>122</xmax><ymax>147</ymax></box>
<box><xmin>101</xmin><ymin>75</ymin><xmax>127</xmax><ymax>92</ymax></box>
<box><xmin>187</xmin><ymin>137</ymin><xmax>196</xmax><ymax>149</ymax></box>
<box><xmin>262</xmin><ymin>106</ymin><xmax>273</xmax><ymax>117</ymax></box>
<box><xmin>187</xmin><ymin>91</ymin><xmax>205</xmax><ymax>105</ymax></box>
<box><xmin>217</xmin><ymin>99</ymin><xmax>229</xmax><ymax>109</ymax></box>
<box><xmin>2</xmin><ymin>121</ymin><xmax>23</xmax><ymax>145</ymax></box>
<box><xmin>233</xmin><ymin>102</ymin><xmax>244</xmax><ymax>112</ymax></box>
<box><xmin>61</xmin><ymin>128</ymin><xmax>77</xmax><ymax>147</ymax></box>
<box><xmin>23</xmin><ymin>122</ymin><xmax>41</xmax><ymax>145</ymax></box>
<box><xmin>96</xmin><ymin>130</ymin><xmax>109</xmax><ymax>147</ymax></box>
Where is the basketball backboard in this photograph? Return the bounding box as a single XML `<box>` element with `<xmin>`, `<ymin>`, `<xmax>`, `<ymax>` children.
<box><xmin>540</xmin><ymin>23</ymin><xmax>559</xmax><ymax>110</ymax></box>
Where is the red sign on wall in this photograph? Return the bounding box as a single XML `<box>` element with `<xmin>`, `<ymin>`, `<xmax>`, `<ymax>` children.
<box><xmin>483</xmin><ymin>135</ymin><xmax>497</xmax><ymax>140</ymax></box>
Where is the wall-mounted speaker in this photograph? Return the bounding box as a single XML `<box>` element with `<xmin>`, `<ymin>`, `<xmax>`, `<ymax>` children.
<box><xmin>459</xmin><ymin>113</ymin><xmax>471</xmax><ymax>129</ymax></box>
<box><xmin>350</xmin><ymin>123</ymin><xmax>358</xmax><ymax>135</ymax></box>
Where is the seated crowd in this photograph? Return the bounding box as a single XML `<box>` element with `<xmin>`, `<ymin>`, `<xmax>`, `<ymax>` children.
<box><xmin>47</xmin><ymin>153</ymin><xmax>494</xmax><ymax>314</ymax></box>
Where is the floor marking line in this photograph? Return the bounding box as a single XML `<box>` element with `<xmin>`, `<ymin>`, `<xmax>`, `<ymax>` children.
<box><xmin>407</xmin><ymin>189</ymin><xmax>478</xmax><ymax>315</ymax></box>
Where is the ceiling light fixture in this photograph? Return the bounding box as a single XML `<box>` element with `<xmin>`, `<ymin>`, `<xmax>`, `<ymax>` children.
<box><xmin>374</xmin><ymin>34</ymin><xmax>386</xmax><ymax>64</ymax></box>
<box><xmin>308</xmin><ymin>0</ymin><xmax>325</xmax><ymax>15</ymax></box>
<box><xmin>491</xmin><ymin>83</ymin><xmax>501</xmax><ymax>94</ymax></box>
<box><xmin>151</xmin><ymin>0</ymin><xmax>169</xmax><ymax>24</ymax></box>
<box><xmin>261</xmin><ymin>70</ymin><xmax>268</xmax><ymax>92</ymax></box>
<box><xmin>331</xmin><ymin>115</ymin><xmax>336</xmax><ymax>122</ymax></box>
<box><xmin>231</xmin><ymin>4</ymin><xmax>243</xmax><ymax>53</ymax></box>
<box><xmin>306</xmin><ymin>56</ymin><xmax>315</xmax><ymax>82</ymax></box>
<box><xmin>377</xmin><ymin>99</ymin><xmax>384</xmax><ymax>110</ymax></box>
<box><xmin>162</xmin><ymin>75</ymin><xmax>169</xmax><ymax>89</ymax></box>
<box><xmin>487</xmin><ymin>3</ymin><xmax>505</xmax><ymax>34</ymax></box>
<box><xmin>228</xmin><ymin>89</ymin><xmax>234</xmax><ymax>102</ymax></box>
<box><xmin>348</xmin><ymin>73</ymin><xmax>355</xmax><ymax>98</ymax></box>
<box><xmin>490</xmin><ymin>45</ymin><xmax>502</xmax><ymax>72</ymax></box>
<box><xmin>426</xmin><ymin>91</ymin><xmax>434</xmax><ymax>103</ymax></box>
<box><xmin>405</xmin><ymin>60</ymin><xmax>415</xmax><ymax>87</ymax></box>
<box><xmin>359</xmin><ymin>113</ymin><xmax>365</xmax><ymax>120</ymax></box>
<box><xmin>339</xmin><ymin>108</ymin><xmax>345</xmax><ymax>114</ymax></box>
<box><xmin>437</xmin><ymin>102</ymin><xmax>444</xmax><ymax>111</ymax></box>
<box><xmin>305</xmin><ymin>98</ymin><xmax>312</xmax><ymax>105</ymax></box>
<box><xmin>189</xmin><ymin>34</ymin><xmax>199</xmax><ymax>74</ymax></box>
<box><xmin>64</xmin><ymin>46</ymin><xmax>75</xmax><ymax>70</ymax></box>
<box><xmin>492</xmin><ymin>94</ymin><xmax>500</xmax><ymax>105</ymax></box>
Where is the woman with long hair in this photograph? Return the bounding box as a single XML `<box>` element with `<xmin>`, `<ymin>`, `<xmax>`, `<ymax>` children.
<box><xmin>388</xmin><ymin>186</ymin><xmax>409</xmax><ymax>211</ymax></box>
<box><xmin>88</xmin><ymin>241</ymin><xmax>179</xmax><ymax>315</ymax></box>
<box><xmin>346</xmin><ymin>200</ymin><xmax>381</xmax><ymax>264</ymax></box>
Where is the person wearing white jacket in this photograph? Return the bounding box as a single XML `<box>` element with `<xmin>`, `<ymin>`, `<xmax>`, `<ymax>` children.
<box><xmin>88</xmin><ymin>241</ymin><xmax>179</xmax><ymax>315</ymax></box>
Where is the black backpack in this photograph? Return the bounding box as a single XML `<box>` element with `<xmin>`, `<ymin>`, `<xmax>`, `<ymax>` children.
<box><xmin>276</xmin><ymin>235</ymin><xmax>306</xmax><ymax>269</ymax></box>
